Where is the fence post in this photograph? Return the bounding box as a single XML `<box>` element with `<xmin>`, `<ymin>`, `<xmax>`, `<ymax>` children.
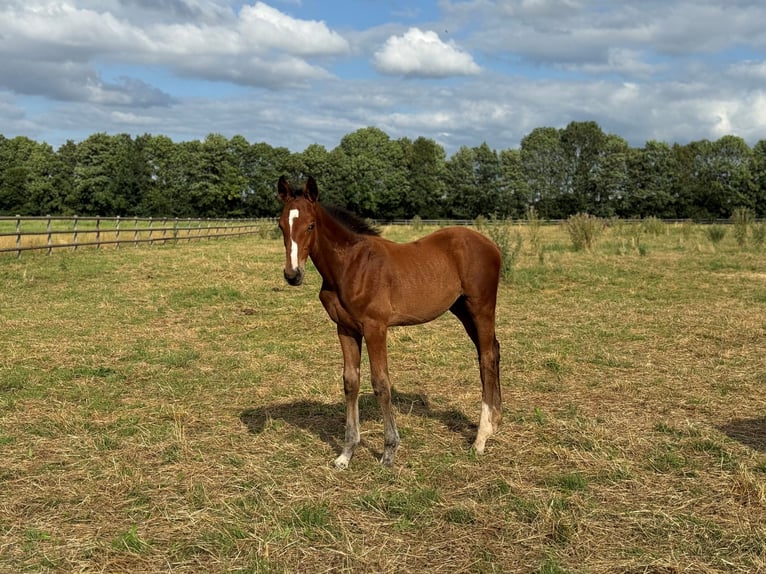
<box><xmin>73</xmin><ymin>215</ymin><xmax>79</xmax><ymax>251</ymax></box>
<box><xmin>115</xmin><ymin>216</ymin><xmax>121</xmax><ymax>249</ymax></box>
<box><xmin>173</xmin><ymin>218</ymin><xmax>179</xmax><ymax>243</ymax></box>
<box><xmin>15</xmin><ymin>215</ymin><xmax>21</xmax><ymax>258</ymax></box>
<box><xmin>148</xmin><ymin>217</ymin><xmax>154</xmax><ymax>245</ymax></box>
<box><xmin>134</xmin><ymin>216</ymin><xmax>139</xmax><ymax>247</ymax></box>
<box><xmin>47</xmin><ymin>216</ymin><xmax>52</xmax><ymax>256</ymax></box>
<box><xmin>96</xmin><ymin>217</ymin><xmax>101</xmax><ymax>249</ymax></box>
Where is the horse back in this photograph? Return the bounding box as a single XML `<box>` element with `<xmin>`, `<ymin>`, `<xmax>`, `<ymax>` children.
<box><xmin>349</xmin><ymin>226</ymin><xmax>501</xmax><ymax>326</ymax></box>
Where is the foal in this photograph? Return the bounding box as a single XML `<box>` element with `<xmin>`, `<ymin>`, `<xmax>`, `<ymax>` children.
<box><xmin>277</xmin><ymin>176</ymin><xmax>502</xmax><ymax>469</ymax></box>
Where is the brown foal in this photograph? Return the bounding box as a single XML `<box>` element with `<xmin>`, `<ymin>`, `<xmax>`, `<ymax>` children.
<box><xmin>277</xmin><ymin>176</ymin><xmax>502</xmax><ymax>469</ymax></box>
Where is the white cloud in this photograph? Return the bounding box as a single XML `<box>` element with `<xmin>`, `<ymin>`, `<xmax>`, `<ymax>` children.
<box><xmin>0</xmin><ymin>1</ymin><xmax>350</xmax><ymax>98</ymax></box>
<box><xmin>237</xmin><ymin>2</ymin><xmax>349</xmax><ymax>56</ymax></box>
<box><xmin>373</xmin><ymin>28</ymin><xmax>480</xmax><ymax>78</ymax></box>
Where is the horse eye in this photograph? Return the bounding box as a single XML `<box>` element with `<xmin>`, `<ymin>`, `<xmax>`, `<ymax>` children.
<box><xmin>307</xmin><ymin>223</ymin><xmax>315</xmax><ymax>232</ymax></box>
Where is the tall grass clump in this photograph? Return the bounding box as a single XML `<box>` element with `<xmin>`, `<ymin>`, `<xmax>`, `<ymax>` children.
<box><xmin>565</xmin><ymin>213</ymin><xmax>605</xmax><ymax>251</ymax></box>
<box><xmin>486</xmin><ymin>218</ymin><xmax>523</xmax><ymax>281</ymax></box>
<box><xmin>752</xmin><ymin>223</ymin><xmax>765</xmax><ymax>248</ymax></box>
<box><xmin>411</xmin><ymin>215</ymin><xmax>424</xmax><ymax>231</ymax></box>
<box><xmin>705</xmin><ymin>225</ymin><xmax>727</xmax><ymax>245</ymax></box>
<box><xmin>474</xmin><ymin>215</ymin><xmax>488</xmax><ymax>232</ymax></box>
<box><xmin>641</xmin><ymin>216</ymin><xmax>665</xmax><ymax>236</ymax></box>
<box><xmin>731</xmin><ymin>207</ymin><xmax>755</xmax><ymax>247</ymax></box>
<box><xmin>525</xmin><ymin>205</ymin><xmax>543</xmax><ymax>255</ymax></box>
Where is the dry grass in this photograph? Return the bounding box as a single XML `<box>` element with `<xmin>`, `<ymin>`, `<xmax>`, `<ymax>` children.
<box><xmin>1</xmin><ymin>222</ymin><xmax>765</xmax><ymax>573</ymax></box>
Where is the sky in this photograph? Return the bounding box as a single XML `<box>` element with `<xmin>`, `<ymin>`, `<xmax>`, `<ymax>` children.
<box><xmin>1</xmin><ymin>0</ymin><xmax>765</xmax><ymax>156</ymax></box>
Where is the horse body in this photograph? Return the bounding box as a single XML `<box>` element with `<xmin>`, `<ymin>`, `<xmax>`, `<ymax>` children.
<box><xmin>277</xmin><ymin>176</ymin><xmax>502</xmax><ymax>469</ymax></box>
<box><xmin>322</xmin><ymin>228</ymin><xmax>492</xmax><ymax>327</ymax></box>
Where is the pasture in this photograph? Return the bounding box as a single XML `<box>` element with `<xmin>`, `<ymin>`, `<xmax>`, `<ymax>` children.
<box><xmin>1</xmin><ymin>222</ymin><xmax>765</xmax><ymax>573</ymax></box>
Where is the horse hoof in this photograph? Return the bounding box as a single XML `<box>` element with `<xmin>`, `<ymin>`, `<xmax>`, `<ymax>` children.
<box><xmin>380</xmin><ymin>451</ymin><xmax>396</xmax><ymax>467</ymax></box>
<box><xmin>334</xmin><ymin>455</ymin><xmax>350</xmax><ymax>470</ymax></box>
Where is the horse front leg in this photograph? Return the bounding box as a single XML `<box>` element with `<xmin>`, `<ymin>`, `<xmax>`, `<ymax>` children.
<box><xmin>365</xmin><ymin>325</ymin><xmax>400</xmax><ymax>466</ymax></box>
<box><xmin>334</xmin><ymin>327</ymin><xmax>362</xmax><ymax>470</ymax></box>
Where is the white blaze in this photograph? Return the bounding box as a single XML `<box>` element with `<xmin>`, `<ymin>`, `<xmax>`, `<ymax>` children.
<box><xmin>288</xmin><ymin>208</ymin><xmax>300</xmax><ymax>269</ymax></box>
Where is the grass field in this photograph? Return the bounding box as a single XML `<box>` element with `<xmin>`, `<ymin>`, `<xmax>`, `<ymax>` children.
<box><xmin>1</xmin><ymin>221</ymin><xmax>765</xmax><ymax>573</ymax></box>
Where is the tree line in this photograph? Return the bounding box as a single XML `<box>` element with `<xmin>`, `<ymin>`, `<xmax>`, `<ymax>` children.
<box><xmin>1</xmin><ymin>121</ymin><xmax>765</xmax><ymax>220</ymax></box>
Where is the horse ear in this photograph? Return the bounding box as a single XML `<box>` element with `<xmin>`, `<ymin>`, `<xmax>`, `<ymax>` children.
<box><xmin>304</xmin><ymin>176</ymin><xmax>319</xmax><ymax>203</ymax></box>
<box><xmin>277</xmin><ymin>176</ymin><xmax>294</xmax><ymax>203</ymax></box>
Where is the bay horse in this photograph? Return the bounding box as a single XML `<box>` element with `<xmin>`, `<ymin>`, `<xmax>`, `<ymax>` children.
<box><xmin>276</xmin><ymin>176</ymin><xmax>502</xmax><ymax>469</ymax></box>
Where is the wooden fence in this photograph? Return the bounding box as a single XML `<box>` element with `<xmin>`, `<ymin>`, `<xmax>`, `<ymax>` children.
<box><xmin>2</xmin><ymin>214</ymin><xmax>751</xmax><ymax>258</ymax></box>
<box><xmin>0</xmin><ymin>215</ymin><xmax>277</xmax><ymax>257</ymax></box>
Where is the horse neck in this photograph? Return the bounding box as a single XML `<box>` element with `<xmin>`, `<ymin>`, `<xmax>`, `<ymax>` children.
<box><xmin>309</xmin><ymin>205</ymin><xmax>362</xmax><ymax>285</ymax></box>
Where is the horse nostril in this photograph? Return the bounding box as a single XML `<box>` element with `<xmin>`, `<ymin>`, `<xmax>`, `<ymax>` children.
<box><xmin>284</xmin><ymin>268</ymin><xmax>304</xmax><ymax>286</ymax></box>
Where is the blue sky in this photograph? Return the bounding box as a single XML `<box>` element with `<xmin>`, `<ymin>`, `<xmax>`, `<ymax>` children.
<box><xmin>1</xmin><ymin>1</ymin><xmax>765</xmax><ymax>155</ymax></box>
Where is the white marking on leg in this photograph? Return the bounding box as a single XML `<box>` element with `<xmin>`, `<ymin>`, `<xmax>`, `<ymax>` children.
<box><xmin>473</xmin><ymin>401</ymin><xmax>493</xmax><ymax>454</ymax></box>
<box><xmin>288</xmin><ymin>208</ymin><xmax>300</xmax><ymax>269</ymax></box>
<box><xmin>334</xmin><ymin>454</ymin><xmax>350</xmax><ymax>470</ymax></box>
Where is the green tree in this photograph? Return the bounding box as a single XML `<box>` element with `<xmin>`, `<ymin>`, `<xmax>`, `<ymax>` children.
<box><xmin>559</xmin><ymin>120</ymin><xmax>607</xmax><ymax>215</ymax></box>
<box><xmin>401</xmin><ymin>136</ymin><xmax>447</xmax><ymax>219</ymax></box>
<box><xmin>332</xmin><ymin>127</ymin><xmax>409</xmax><ymax>218</ymax></box>
<box><xmin>445</xmin><ymin>146</ymin><xmax>477</xmax><ymax>219</ymax></box>
<box><xmin>0</xmin><ymin>136</ymin><xmax>35</xmax><ymax>214</ymax></box>
<box><xmin>0</xmin><ymin>136</ymin><xmax>67</xmax><ymax>215</ymax></box>
<box><xmin>520</xmin><ymin>127</ymin><xmax>567</xmax><ymax>218</ymax></box>
<box><xmin>750</xmin><ymin>139</ymin><xmax>766</xmax><ymax>218</ymax></box>
<box><xmin>291</xmin><ymin>143</ymin><xmax>338</xmax><ymax>206</ymax></box>
<box><xmin>139</xmin><ymin>134</ymin><xmax>192</xmax><ymax>217</ymax></box>
<box><xmin>672</xmin><ymin>138</ymin><xmax>754</xmax><ymax>219</ymax></box>
<box><xmin>473</xmin><ymin>142</ymin><xmax>503</xmax><ymax>217</ymax></box>
<box><xmin>592</xmin><ymin>134</ymin><xmax>629</xmax><ymax>217</ymax></box>
<box><xmin>55</xmin><ymin>140</ymin><xmax>79</xmax><ymax>215</ymax></box>
<box><xmin>622</xmin><ymin>140</ymin><xmax>675</xmax><ymax>217</ymax></box>
<box><xmin>706</xmin><ymin>135</ymin><xmax>754</xmax><ymax>216</ymax></box>
<box><xmin>237</xmin><ymin>141</ymin><xmax>292</xmax><ymax>217</ymax></box>
<box><xmin>72</xmin><ymin>133</ymin><xmax>133</xmax><ymax>215</ymax></box>
<box><xmin>109</xmin><ymin>134</ymin><xmax>151</xmax><ymax>215</ymax></box>
<box><xmin>188</xmin><ymin>134</ymin><xmax>248</xmax><ymax>217</ymax></box>
<box><xmin>498</xmin><ymin>148</ymin><xmax>529</xmax><ymax>219</ymax></box>
<box><xmin>668</xmin><ymin>142</ymin><xmax>700</xmax><ymax>218</ymax></box>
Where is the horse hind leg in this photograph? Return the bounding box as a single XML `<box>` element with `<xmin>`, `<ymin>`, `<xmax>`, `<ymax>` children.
<box><xmin>473</xmin><ymin>333</ymin><xmax>501</xmax><ymax>454</ymax></box>
<box><xmin>450</xmin><ymin>297</ymin><xmax>501</xmax><ymax>454</ymax></box>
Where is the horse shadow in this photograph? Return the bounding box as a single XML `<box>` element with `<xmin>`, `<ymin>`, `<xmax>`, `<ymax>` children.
<box><xmin>718</xmin><ymin>417</ymin><xmax>766</xmax><ymax>453</ymax></box>
<box><xmin>239</xmin><ymin>390</ymin><xmax>477</xmax><ymax>456</ymax></box>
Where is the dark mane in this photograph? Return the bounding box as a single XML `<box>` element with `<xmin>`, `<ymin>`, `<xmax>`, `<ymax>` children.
<box><xmin>323</xmin><ymin>204</ymin><xmax>381</xmax><ymax>236</ymax></box>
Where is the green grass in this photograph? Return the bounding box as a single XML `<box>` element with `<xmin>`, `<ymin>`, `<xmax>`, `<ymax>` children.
<box><xmin>1</xmin><ymin>221</ymin><xmax>765</xmax><ymax>572</ymax></box>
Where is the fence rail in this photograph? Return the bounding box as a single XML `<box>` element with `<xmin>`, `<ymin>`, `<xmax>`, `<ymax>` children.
<box><xmin>2</xmin><ymin>214</ymin><xmax>755</xmax><ymax>258</ymax></box>
<box><xmin>0</xmin><ymin>215</ymin><xmax>276</xmax><ymax>257</ymax></box>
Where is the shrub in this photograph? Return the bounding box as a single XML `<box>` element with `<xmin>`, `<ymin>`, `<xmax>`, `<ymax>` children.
<box><xmin>565</xmin><ymin>213</ymin><xmax>605</xmax><ymax>251</ymax></box>
<box><xmin>486</xmin><ymin>219</ymin><xmax>523</xmax><ymax>281</ymax></box>
<box><xmin>411</xmin><ymin>215</ymin><xmax>423</xmax><ymax>231</ymax></box>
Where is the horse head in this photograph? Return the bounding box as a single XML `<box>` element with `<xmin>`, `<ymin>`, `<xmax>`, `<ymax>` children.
<box><xmin>277</xmin><ymin>176</ymin><xmax>319</xmax><ymax>286</ymax></box>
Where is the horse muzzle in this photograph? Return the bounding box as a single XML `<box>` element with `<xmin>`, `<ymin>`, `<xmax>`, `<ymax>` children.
<box><xmin>284</xmin><ymin>267</ymin><xmax>304</xmax><ymax>286</ymax></box>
